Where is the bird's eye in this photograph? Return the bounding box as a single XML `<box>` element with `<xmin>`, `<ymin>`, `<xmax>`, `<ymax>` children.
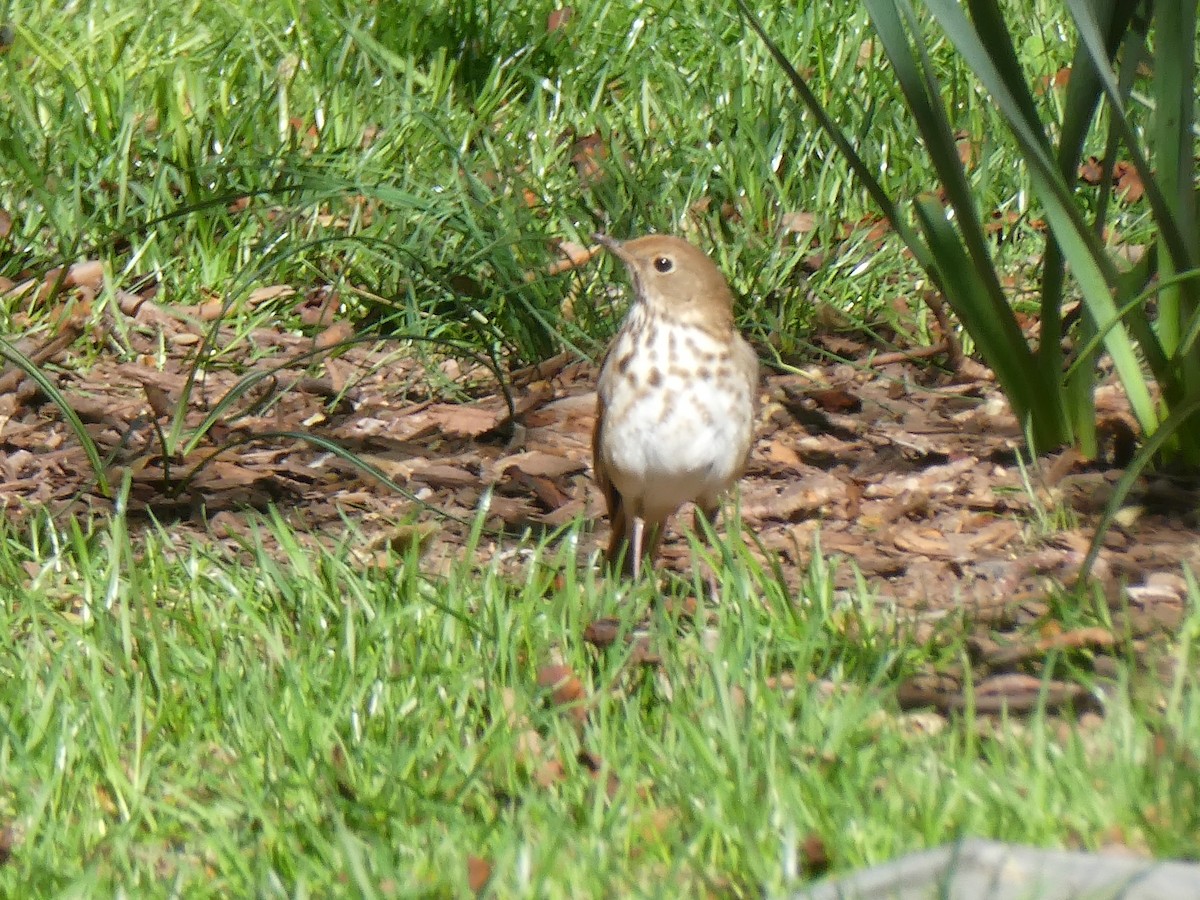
<box><xmin>653</xmin><ymin>256</ymin><xmax>673</xmax><ymax>273</ymax></box>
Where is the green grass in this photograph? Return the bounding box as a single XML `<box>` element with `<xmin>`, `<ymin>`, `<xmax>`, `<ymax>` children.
<box><xmin>1</xmin><ymin>509</ymin><xmax>1198</xmax><ymax>896</ymax></box>
<box><xmin>1</xmin><ymin>0</ymin><xmax>1112</xmax><ymax>369</ymax></box>
<box><xmin>2</xmin><ymin>1</ymin><xmax>1197</xmax><ymax>895</ymax></box>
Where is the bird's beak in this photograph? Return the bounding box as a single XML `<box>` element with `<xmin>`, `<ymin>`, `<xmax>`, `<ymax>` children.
<box><xmin>592</xmin><ymin>232</ymin><xmax>631</xmax><ymax>264</ymax></box>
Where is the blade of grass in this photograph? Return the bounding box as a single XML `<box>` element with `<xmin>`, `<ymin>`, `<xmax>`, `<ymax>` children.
<box><xmin>0</xmin><ymin>338</ymin><xmax>111</xmax><ymax>496</ymax></box>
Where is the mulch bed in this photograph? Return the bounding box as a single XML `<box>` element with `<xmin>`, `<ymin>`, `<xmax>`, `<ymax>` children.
<box><xmin>3</xmin><ymin>264</ymin><xmax>1199</xmax><ymax>717</ymax></box>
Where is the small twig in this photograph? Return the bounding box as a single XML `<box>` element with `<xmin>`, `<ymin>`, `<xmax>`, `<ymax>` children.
<box><xmin>921</xmin><ymin>290</ymin><xmax>967</xmax><ymax>373</ymax></box>
<box><xmin>0</xmin><ymin>323</ymin><xmax>83</xmax><ymax>396</ymax></box>
<box><xmin>866</xmin><ymin>342</ymin><xmax>950</xmax><ymax>367</ymax></box>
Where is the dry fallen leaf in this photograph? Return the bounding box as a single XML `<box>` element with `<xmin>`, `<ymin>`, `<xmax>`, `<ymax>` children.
<box><xmin>1113</xmin><ymin>160</ymin><xmax>1145</xmax><ymax>203</ymax></box>
<box><xmin>1037</xmin><ymin>66</ymin><xmax>1071</xmax><ymax>94</ymax></box>
<box><xmin>570</xmin><ymin>131</ymin><xmax>607</xmax><ymax>184</ymax></box>
<box><xmin>296</xmin><ymin>286</ymin><xmax>339</xmax><ymax>327</ymax></box>
<box><xmin>467</xmin><ymin>856</ymin><xmax>492</xmax><ymax>892</ymax></box>
<box><xmin>577</xmin><ymin>749</ymin><xmax>620</xmax><ymax>800</ymax></box>
<box><xmin>801</xmin><ymin>832</ymin><xmax>831</xmax><ymax>875</ymax></box>
<box><xmin>142</xmin><ymin>382</ymin><xmax>172</xmax><ymax>419</ymax></box>
<box><xmin>246</xmin><ymin>284</ymin><xmax>296</xmax><ymax>306</ymax></box>
<box><xmin>779</xmin><ymin>211</ymin><xmax>817</xmax><ymax>235</ymax></box>
<box><xmin>956</xmin><ymin>133</ymin><xmax>977</xmax><ymax>168</ymax></box>
<box><xmin>527</xmin><ymin>239</ymin><xmax>601</xmax><ymax>282</ymax></box>
<box><xmin>197</xmin><ymin>298</ymin><xmax>226</xmax><ymax>321</ymax></box>
<box><xmin>892</xmin><ymin>526</ymin><xmax>951</xmax><ymax>557</ymax></box>
<box><xmin>315</xmin><ymin>321</ymin><xmax>354</xmax><ymax>351</ymax></box>
<box><xmin>536</xmin><ymin>663</ymin><xmax>588</xmax><ymax>726</ymax></box>
<box><xmin>762</xmin><ymin>440</ymin><xmax>803</xmax><ymax>468</ymax></box>
<box><xmin>425</xmin><ymin>404</ymin><xmax>505</xmax><ymax>438</ymax></box>
<box><xmin>495</xmin><ymin>450</ymin><xmax>586</xmax><ymax>480</ymax></box>
<box><xmin>547</xmin><ymin>6</ymin><xmax>572</xmax><ymax>33</ymax></box>
<box><xmin>65</xmin><ymin>260</ymin><xmax>104</xmax><ymax>290</ymax></box>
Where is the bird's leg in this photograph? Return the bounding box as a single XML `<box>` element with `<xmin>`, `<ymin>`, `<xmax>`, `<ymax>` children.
<box><xmin>694</xmin><ymin>502</ymin><xmax>721</xmax><ymax>535</ymax></box>
<box><xmin>695</xmin><ymin>501</ymin><xmax>722</xmax><ymax>602</ymax></box>
<box><xmin>631</xmin><ymin>515</ymin><xmax>645</xmax><ymax>581</ymax></box>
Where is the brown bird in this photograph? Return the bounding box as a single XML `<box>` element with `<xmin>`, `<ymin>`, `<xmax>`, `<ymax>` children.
<box><xmin>592</xmin><ymin>233</ymin><xmax>758</xmax><ymax>579</ymax></box>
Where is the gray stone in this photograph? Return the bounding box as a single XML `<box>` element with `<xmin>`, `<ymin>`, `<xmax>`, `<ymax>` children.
<box><xmin>798</xmin><ymin>838</ymin><xmax>1200</xmax><ymax>900</ymax></box>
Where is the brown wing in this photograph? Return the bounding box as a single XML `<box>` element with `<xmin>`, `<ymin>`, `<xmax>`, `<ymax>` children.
<box><xmin>592</xmin><ymin>383</ymin><xmax>628</xmax><ymax>565</ymax></box>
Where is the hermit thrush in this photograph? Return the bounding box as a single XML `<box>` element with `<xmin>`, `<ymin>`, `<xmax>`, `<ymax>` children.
<box><xmin>592</xmin><ymin>233</ymin><xmax>758</xmax><ymax>579</ymax></box>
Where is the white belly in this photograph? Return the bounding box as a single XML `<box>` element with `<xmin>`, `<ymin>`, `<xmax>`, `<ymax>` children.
<box><xmin>598</xmin><ymin>321</ymin><xmax>755</xmax><ymax>522</ymax></box>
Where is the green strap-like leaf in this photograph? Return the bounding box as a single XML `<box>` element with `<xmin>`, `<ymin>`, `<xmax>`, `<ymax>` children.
<box><xmin>0</xmin><ymin>337</ymin><xmax>111</xmax><ymax>496</ymax></box>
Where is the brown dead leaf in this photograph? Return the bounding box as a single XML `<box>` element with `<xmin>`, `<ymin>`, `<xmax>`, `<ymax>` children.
<box><xmin>198</xmin><ymin>460</ymin><xmax>275</xmax><ymax>490</ymax></box>
<box><xmin>689</xmin><ymin>195</ymin><xmax>713</xmax><ymax>218</ymax></box>
<box><xmin>989</xmin><ymin>679</ymin><xmax>1092</xmax><ymax>714</ymax></box>
<box><xmin>839</xmin><ymin>214</ymin><xmax>890</xmax><ymax>244</ymax></box>
<box><xmin>633</xmin><ymin>808</ymin><xmax>679</xmax><ymax>849</ymax></box>
<box><xmin>0</xmin><ymin>208</ymin><xmax>11</xmax><ymax>239</ymax></box>
<box><xmin>534</xmin><ymin>758</ymin><xmax>566</xmax><ymax>789</ymax></box>
<box><xmin>196</xmin><ymin>299</ymin><xmax>226</xmax><ymax>321</ymax></box>
<box><xmin>570</xmin><ymin>131</ymin><xmax>607</xmax><ymax>184</ymax></box>
<box><xmin>536</xmin><ymin>663</ymin><xmax>588</xmax><ymax>726</ymax></box>
<box><xmin>742</xmin><ymin>481</ymin><xmax>841</xmax><ymax>523</ymax></box>
<box><xmin>551</xmin><ymin>238</ymin><xmax>598</xmax><ymax>271</ymax></box>
<box><xmin>426</xmin><ymin>404</ymin><xmax>504</xmax><ymax>438</ymax></box>
<box><xmin>582</xmin><ymin>618</ymin><xmax>620</xmax><ymax>649</ymax></box>
<box><xmin>1113</xmin><ymin>160</ymin><xmax>1145</xmax><ymax>203</ymax></box>
<box><xmin>113</xmin><ymin>289</ymin><xmax>148</xmax><ymax>317</ymax></box>
<box><xmin>984</xmin><ymin>210</ymin><xmax>1022</xmax><ymax>237</ymax></box>
<box><xmin>296</xmin><ymin>287</ymin><xmax>340</xmax><ymax>327</ymax></box>
<box><xmin>507</xmin><ymin>473</ymin><xmax>570</xmax><ymax>511</ymax></box>
<box><xmin>510</xmin><ymin>351</ymin><xmax>574</xmax><ymax>386</ymax></box>
<box><xmin>315</xmin><ymin>321</ymin><xmax>354</xmax><ymax>351</ymax></box>
<box><xmin>892</xmin><ymin>526</ymin><xmax>951</xmax><ymax>557</ymax></box>
<box><xmin>0</xmin><ymin>823</ymin><xmax>14</xmax><ymax>866</ymax></box>
<box><xmin>805</xmin><ymin>387</ymin><xmax>862</xmax><ymax>414</ymax></box>
<box><xmin>142</xmin><ymin>382</ymin><xmax>172</xmax><ymax>418</ymax></box>
<box><xmin>246</xmin><ymin>285</ymin><xmax>296</xmax><ymax>306</ymax></box>
<box><xmin>1078</xmin><ymin>158</ymin><xmax>1145</xmax><ymax>203</ymax></box>
<box><xmin>981</xmin><ymin>626</ymin><xmax>1116</xmax><ymax>669</ymax></box>
<box><xmin>955</xmin><ymin>133</ymin><xmax>976</xmax><ymax>168</ymax></box>
<box><xmin>407</xmin><ymin>462</ymin><xmax>478</xmax><ymax>488</ymax></box>
<box><xmin>856</xmin><ymin>38</ymin><xmax>875</xmax><ymax>68</ymax></box>
<box><xmin>65</xmin><ymin>260</ymin><xmax>104</xmax><ymax>290</ymax></box>
<box><xmin>363</xmin><ymin>523</ymin><xmax>439</xmax><ymax>558</ymax></box>
<box><xmin>582</xmin><ymin>618</ymin><xmax>661</xmax><ymax>666</ymax></box>
<box><xmin>577</xmin><ymin>748</ymin><xmax>620</xmax><ymax>800</ymax></box>
<box><xmin>801</xmin><ymin>832</ymin><xmax>831</xmax><ymax>875</ymax></box>
<box><xmin>527</xmin><ymin>239</ymin><xmax>601</xmax><ymax>282</ymax></box>
<box><xmin>1037</xmin><ymin>626</ymin><xmax>1115</xmax><ymax>654</ymax></box>
<box><xmin>1079</xmin><ymin>156</ymin><xmax>1104</xmax><ymax>184</ymax></box>
<box><xmin>495</xmin><ymin>450</ymin><xmax>586</xmax><ymax>479</ymax></box>
<box><xmin>467</xmin><ymin>856</ymin><xmax>492</xmax><ymax>892</ymax></box>
<box><xmin>779</xmin><ymin>211</ymin><xmax>817</xmax><ymax>235</ymax></box>
<box><xmin>965</xmin><ymin>520</ymin><xmax>1020</xmax><ymax>553</ymax></box>
<box><xmin>762</xmin><ymin>440</ymin><xmax>803</xmax><ymax>468</ymax></box>
<box><xmin>1037</xmin><ymin>66</ymin><xmax>1071</xmax><ymax>94</ymax></box>
<box><xmin>547</xmin><ymin>6</ymin><xmax>572</xmax><ymax>34</ymax></box>
<box><xmin>662</xmin><ymin>595</ymin><xmax>699</xmax><ymax>619</ymax></box>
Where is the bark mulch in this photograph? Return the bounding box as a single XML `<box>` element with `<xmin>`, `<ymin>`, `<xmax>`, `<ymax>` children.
<box><xmin>3</xmin><ymin>265</ymin><xmax>1198</xmax><ymax>718</ymax></box>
